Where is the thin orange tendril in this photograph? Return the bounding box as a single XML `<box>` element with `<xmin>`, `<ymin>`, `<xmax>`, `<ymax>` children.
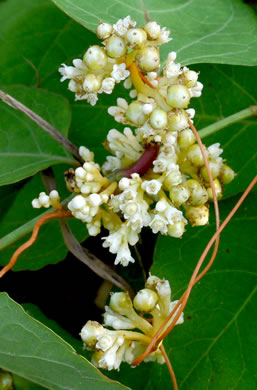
<box><xmin>0</xmin><ymin>210</ymin><xmax>72</xmax><ymax>278</ymax></box>
<box><xmin>160</xmin><ymin>344</ymin><xmax>178</xmax><ymax>390</ymax></box>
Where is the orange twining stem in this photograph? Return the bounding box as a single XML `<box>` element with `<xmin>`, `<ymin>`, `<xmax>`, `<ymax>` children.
<box><xmin>133</xmin><ymin>174</ymin><xmax>257</xmax><ymax>366</ymax></box>
<box><xmin>136</xmin><ymin>66</ymin><xmax>156</xmax><ymax>89</ymax></box>
<box><xmin>0</xmin><ymin>210</ymin><xmax>72</xmax><ymax>278</ymax></box>
<box><xmin>160</xmin><ymin>344</ymin><xmax>178</xmax><ymax>390</ymax></box>
<box><xmin>128</xmin><ymin>62</ymin><xmax>156</xmax><ymax>92</ymax></box>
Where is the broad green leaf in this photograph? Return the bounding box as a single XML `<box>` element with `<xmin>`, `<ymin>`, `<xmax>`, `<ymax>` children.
<box><xmin>0</xmin><ymin>293</ymin><xmax>129</xmax><ymax>390</ymax></box>
<box><xmin>0</xmin><ymin>85</ymin><xmax>76</xmax><ymax>186</ymax></box>
<box><xmin>191</xmin><ymin>63</ymin><xmax>257</xmax><ymax>198</ymax></box>
<box><xmin>0</xmin><ymin>170</ymin><xmax>88</xmax><ymax>271</ymax></box>
<box><xmin>22</xmin><ymin>303</ymin><xmax>83</xmax><ymax>352</ymax></box>
<box><xmin>141</xmin><ymin>192</ymin><xmax>257</xmax><ymax>390</ymax></box>
<box><xmin>51</xmin><ymin>0</ymin><xmax>257</xmax><ymax>66</ymax></box>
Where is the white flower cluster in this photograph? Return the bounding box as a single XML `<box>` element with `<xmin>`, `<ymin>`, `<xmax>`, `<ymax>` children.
<box><xmin>81</xmin><ymin>275</ymin><xmax>183</xmax><ymax>371</ymax></box>
<box><xmin>58</xmin><ymin>16</ymin><xmax>172</xmax><ymax>104</ymax></box>
<box><xmin>38</xmin><ymin>16</ymin><xmax>235</xmax><ymax>267</ymax></box>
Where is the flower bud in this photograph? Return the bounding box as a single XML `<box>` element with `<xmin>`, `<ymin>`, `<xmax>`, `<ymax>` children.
<box><xmin>126</xmin><ymin>101</ymin><xmax>148</xmax><ymax>126</ymax></box>
<box><xmin>181</xmin><ymin>70</ymin><xmax>198</xmax><ymax>88</ymax></box>
<box><xmin>177</xmin><ymin>129</ymin><xmax>196</xmax><ymax>148</ymax></box>
<box><xmin>136</xmin><ymin>47</ymin><xmax>160</xmax><ymax>72</ymax></box>
<box><xmin>187</xmin><ymin>144</ymin><xmax>207</xmax><ymax>167</ymax></box>
<box><xmin>150</xmin><ymin>108</ymin><xmax>168</xmax><ymax>129</ymax></box>
<box><xmin>207</xmin><ymin>179</ymin><xmax>222</xmax><ymax>201</ymax></box>
<box><xmin>219</xmin><ymin>165</ymin><xmax>235</xmax><ymax>184</ymax></box>
<box><xmin>83</xmin><ymin>74</ymin><xmax>101</xmax><ymax>93</ymax></box>
<box><xmin>167</xmin><ymin>85</ymin><xmax>190</xmax><ymax>109</ymax></box>
<box><xmin>105</xmin><ymin>35</ymin><xmax>127</xmax><ymax>58</ymax></box>
<box><xmin>96</xmin><ymin>22</ymin><xmax>113</xmax><ymax>39</ymax></box>
<box><xmin>123</xmin><ymin>202</ymin><xmax>138</xmax><ymax>216</ymax></box>
<box><xmin>80</xmin><ymin>321</ymin><xmax>105</xmax><ymax>348</ymax></box>
<box><xmin>83</xmin><ymin>46</ymin><xmax>108</xmax><ymax>70</ymax></box>
<box><xmin>145</xmin><ymin>275</ymin><xmax>161</xmax><ymax>290</ymax></box>
<box><xmin>125</xmin><ymin>28</ymin><xmax>147</xmax><ymax>48</ymax></box>
<box><xmin>164</xmin><ymin>171</ymin><xmax>182</xmax><ymax>189</ymax></box>
<box><xmin>186</xmin><ymin>205</ymin><xmax>209</xmax><ymax>226</ymax></box>
<box><xmin>167</xmin><ymin>220</ymin><xmax>186</xmax><ymax>238</ymax></box>
<box><xmin>185</xmin><ymin>179</ymin><xmax>208</xmax><ymax>206</ymax></box>
<box><xmin>109</xmin><ymin>292</ymin><xmax>133</xmax><ymax>316</ymax></box>
<box><xmin>144</xmin><ymin>21</ymin><xmax>161</xmax><ymax>40</ymax></box>
<box><xmin>69</xmin><ymin>195</ymin><xmax>86</xmax><ymax>210</ymax></box>
<box><xmin>168</xmin><ymin>109</ymin><xmax>189</xmax><ymax>132</ymax></box>
<box><xmin>169</xmin><ymin>185</ymin><xmax>190</xmax><ymax>205</ymax></box>
<box><xmin>133</xmin><ymin>288</ymin><xmax>159</xmax><ymax>312</ymax></box>
<box><xmin>200</xmin><ymin>160</ymin><xmax>221</xmax><ymax>181</ymax></box>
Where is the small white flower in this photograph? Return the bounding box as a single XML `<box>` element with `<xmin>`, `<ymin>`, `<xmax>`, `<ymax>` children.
<box><xmin>86</xmin><ymin>93</ymin><xmax>98</xmax><ymax>106</ymax></box>
<box><xmin>102</xmin><ymin>156</ymin><xmax>121</xmax><ymax>174</ymax></box>
<box><xmin>111</xmin><ymin>63</ymin><xmax>130</xmax><ymax>82</ymax></box>
<box><xmin>108</xmin><ymin>98</ymin><xmax>128</xmax><ymax>123</ymax></box>
<box><xmin>98</xmin><ymin>336</ymin><xmax>125</xmax><ymax>371</ymax></box>
<box><xmin>208</xmin><ymin>143</ymin><xmax>223</xmax><ymax>158</ymax></box>
<box><xmin>113</xmin><ymin>16</ymin><xmax>136</xmax><ymax>36</ymax></box>
<box><xmin>102</xmin><ymin>230</ymin><xmax>123</xmax><ymax>254</ymax></box>
<box><xmin>149</xmin><ymin>215</ymin><xmax>168</xmax><ymax>234</ymax></box>
<box><xmin>159</xmin><ymin>27</ymin><xmax>172</xmax><ymax>44</ymax></box>
<box><xmin>141</xmin><ymin>179</ymin><xmax>162</xmax><ymax>195</ymax></box>
<box><xmin>101</xmin><ymin>77</ymin><xmax>115</xmax><ymax>94</ymax></box>
<box><xmin>58</xmin><ymin>64</ymin><xmax>77</xmax><ymax>81</ymax></box>
<box><xmin>153</xmin><ymin>158</ymin><xmax>168</xmax><ymax>173</ymax></box>
<box><xmin>115</xmin><ymin>244</ymin><xmax>135</xmax><ymax>266</ymax></box>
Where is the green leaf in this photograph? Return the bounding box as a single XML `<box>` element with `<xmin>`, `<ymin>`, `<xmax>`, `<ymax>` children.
<box><xmin>51</xmin><ymin>0</ymin><xmax>257</xmax><ymax>66</ymax></box>
<box><xmin>0</xmin><ymin>170</ymin><xmax>88</xmax><ymax>271</ymax></box>
<box><xmin>191</xmin><ymin>63</ymin><xmax>257</xmax><ymax>198</ymax></box>
<box><xmin>0</xmin><ymin>85</ymin><xmax>75</xmax><ymax>186</ymax></box>
<box><xmin>145</xmin><ymin>192</ymin><xmax>257</xmax><ymax>389</ymax></box>
<box><xmin>22</xmin><ymin>303</ymin><xmax>83</xmax><ymax>352</ymax></box>
<box><xmin>0</xmin><ymin>293</ymin><xmax>129</xmax><ymax>390</ymax></box>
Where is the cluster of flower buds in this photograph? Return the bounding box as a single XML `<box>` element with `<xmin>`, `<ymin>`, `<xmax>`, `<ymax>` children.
<box><xmin>80</xmin><ymin>275</ymin><xmax>183</xmax><ymax>371</ymax></box>
<box><xmin>32</xmin><ymin>190</ymin><xmax>61</xmax><ymax>209</ymax></box>
<box><xmin>58</xmin><ymin>16</ymin><xmax>171</xmax><ymax>105</ymax></box>
<box><xmin>33</xmin><ymin>16</ymin><xmax>235</xmax><ymax>267</ymax></box>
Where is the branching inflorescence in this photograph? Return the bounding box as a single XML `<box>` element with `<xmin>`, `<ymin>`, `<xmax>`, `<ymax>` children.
<box><xmin>30</xmin><ymin>16</ymin><xmax>236</xmax><ymax>372</ymax></box>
